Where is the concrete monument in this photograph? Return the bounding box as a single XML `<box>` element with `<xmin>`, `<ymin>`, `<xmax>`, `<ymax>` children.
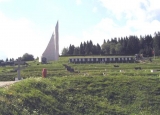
<box><xmin>39</xmin><ymin>21</ymin><xmax>59</xmax><ymax>62</ymax></box>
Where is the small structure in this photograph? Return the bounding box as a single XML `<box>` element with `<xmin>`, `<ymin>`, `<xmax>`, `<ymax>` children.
<box><xmin>114</xmin><ymin>65</ymin><xmax>119</xmax><ymax>67</ymax></box>
<box><xmin>41</xmin><ymin>57</ymin><xmax>47</xmax><ymax>64</ymax></box>
<box><xmin>120</xmin><ymin>70</ymin><xmax>125</xmax><ymax>72</ymax></box>
<box><xmin>103</xmin><ymin>72</ymin><xmax>106</xmax><ymax>76</ymax></box>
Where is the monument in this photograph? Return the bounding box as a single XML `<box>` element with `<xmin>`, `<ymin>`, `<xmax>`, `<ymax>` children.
<box><xmin>39</xmin><ymin>21</ymin><xmax>59</xmax><ymax>62</ymax></box>
<box><xmin>15</xmin><ymin>58</ymin><xmax>25</xmax><ymax>81</ymax></box>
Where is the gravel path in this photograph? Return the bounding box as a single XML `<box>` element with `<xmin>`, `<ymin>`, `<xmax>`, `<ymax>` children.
<box><xmin>0</xmin><ymin>81</ymin><xmax>19</xmax><ymax>87</ymax></box>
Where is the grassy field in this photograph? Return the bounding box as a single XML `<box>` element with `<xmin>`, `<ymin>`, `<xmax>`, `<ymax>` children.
<box><xmin>1</xmin><ymin>56</ymin><xmax>160</xmax><ymax>81</ymax></box>
<box><xmin>0</xmin><ymin>56</ymin><xmax>160</xmax><ymax>114</ymax></box>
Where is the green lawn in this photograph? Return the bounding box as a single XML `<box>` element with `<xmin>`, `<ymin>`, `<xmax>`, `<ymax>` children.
<box><xmin>0</xmin><ymin>56</ymin><xmax>160</xmax><ymax>114</ymax></box>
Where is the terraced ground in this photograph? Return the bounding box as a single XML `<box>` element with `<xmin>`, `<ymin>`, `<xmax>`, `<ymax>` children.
<box><xmin>0</xmin><ymin>56</ymin><xmax>160</xmax><ymax>114</ymax></box>
<box><xmin>0</xmin><ymin>56</ymin><xmax>160</xmax><ymax>81</ymax></box>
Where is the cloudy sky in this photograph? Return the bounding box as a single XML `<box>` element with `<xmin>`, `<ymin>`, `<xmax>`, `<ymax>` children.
<box><xmin>0</xmin><ymin>0</ymin><xmax>160</xmax><ymax>59</ymax></box>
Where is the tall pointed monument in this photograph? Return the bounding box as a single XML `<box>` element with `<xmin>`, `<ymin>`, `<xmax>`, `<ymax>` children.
<box><xmin>55</xmin><ymin>21</ymin><xmax>59</xmax><ymax>60</ymax></box>
<box><xmin>39</xmin><ymin>21</ymin><xmax>59</xmax><ymax>62</ymax></box>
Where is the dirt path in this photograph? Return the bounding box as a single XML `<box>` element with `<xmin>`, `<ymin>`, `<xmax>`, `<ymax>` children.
<box><xmin>0</xmin><ymin>81</ymin><xmax>19</xmax><ymax>87</ymax></box>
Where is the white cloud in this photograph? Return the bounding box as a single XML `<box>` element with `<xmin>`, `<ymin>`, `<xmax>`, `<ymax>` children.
<box><xmin>99</xmin><ymin>0</ymin><xmax>140</xmax><ymax>20</ymax></box>
<box><xmin>76</xmin><ymin>0</ymin><xmax>82</xmax><ymax>5</ymax></box>
<box><xmin>0</xmin><ymin>0</ymin><xmax>11</xmax><ymax>3</ymax></box>
<box><xmin>99</xmin><ymin>0</ymin><xmax>160</xmax><ymax>21</ymax></box>
<box><xmin>89</xmin><ymin>0</ymin><xmax>160</xmax><ymax>39</ymax></box>
<box><xmin>59</xmin><ymin>15</ymin><xmax>160</xmax><ymax>51</ymax></box>
<box><xmin>0</xmin><ymin>11</ymin><xmax>49</xmax><ymax>59</ymax></box>
<box><xmin>76</xmin><ymin>16</ymin><xmax>160</xmax><ymax>47</ymax></box>
<box><xmin>81</xmin><ymin>18</ymin><xmax>132</xmax><ymax>44</ymax></box>
<box><xmin>92</xmin><ymin>7</ymin><xmax>97</xmax><ymax>13</ymax></box>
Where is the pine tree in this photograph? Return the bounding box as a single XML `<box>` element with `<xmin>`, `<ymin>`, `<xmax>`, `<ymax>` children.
<box><xmin>96</xmin><ymin>43</ymin><xmax>101</xmax><ymax>55</ymax></box>
<box><xmin>80</xmin><ymin>42</ymin><xmax>84</xmax><ymax>55</ymax></box>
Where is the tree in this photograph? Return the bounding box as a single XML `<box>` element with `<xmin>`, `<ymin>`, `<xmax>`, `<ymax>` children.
<box><xmin>96</xmin><ymin>43</ymin><xmax>101</xmax><ymax>55</ymax></box>
<box><xmin>61</xmin><ymin>47</ymin><xmax>69</xmax><ymax>56</ymax></box>
<box><xmin>68</xmin><ymin>44</ymin><xmax>75</xmax><ymax>55</ymax></box>
<box><xmin>85</xmin><ymin>41</ymin><xmax>89</xmax><ymax>55</ymax></box>
<box><xmin>115</xmin><ymin>43</ymin><xmax>123</xmax><ymax>54</ymax></box>
<box><xmin>127</xmin><ymin>36</ymin><xmax>140</xmax><ymax>55</ymax></box>
<box><xmin>6</xmin><ymin>58</ymin><xmax>8</xmax><ymax>62</ymax></box>
<box><xmin>92</xmin><ymin>45</ymin><xmax>98</xmax><ymax>55</ymax></box>
<box><xmin>11</xmin><ymin>58</ymin><xmax>14</xmax><ymax>61</ymax></box>
<box><xmin>101</xmin><ymin>42</ymin><xmax>110</xmax><ymax>54</ymax></box>
<box><xmin>153</xmin><ymin>33</ymin><xmax>160</xmax><ymax>56</ymax></box>
<box><xmin>110</xmin><ymin>43</ymin><xmax>116</xmax><ymax>54</ymax></box>
<box><xmin>21</xmin><ymin>53</ymin><xmax>34</xmax><ymax>61</ymax></box>
<box><xmin>103</xmin><ymin>39</ymin><xmax>106</xmax><ymax>44</ymax></box>
<box><xmin>89</xmin><ymin>40</ymin><xmax>93</xmax><ymax>54</ymax></box>
<box><xmin>121</xmin><ymin>37</ymin><xmax>128</xmax><ymax>54</ymax></box>
<box><xmin>36</xmin><ymin>57</ymin><xmax>39</xmax><ymax>60</ymax></box>
<box><xmin>73</xmin><ymin>47</ymin><xmax>80</xmax><ymax>55</ymax></box>
<box><xmin>80</xmin><ymin>42</ymin><xmax>84</xmax><ymax>55</ymax></box>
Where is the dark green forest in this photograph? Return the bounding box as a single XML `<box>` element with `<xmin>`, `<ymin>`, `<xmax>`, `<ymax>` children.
<box><xmin>62</xmin><ymin>32</ymin><xmax>160</xmax><ymax>57</ymax></box>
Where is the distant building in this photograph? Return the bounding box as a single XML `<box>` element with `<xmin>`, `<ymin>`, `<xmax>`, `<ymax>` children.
<box><xmin>39</xmin><ymin>21</ymin><xmax>59</xmax><ymax>62</ymax></box>
<box><xmin>69</xmin><ymin>56</ymin><xmax>134</xmax><ymax>63</ymax></box>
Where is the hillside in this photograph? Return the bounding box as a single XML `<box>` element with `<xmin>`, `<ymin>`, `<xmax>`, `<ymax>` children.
<box><xmin>0</xmin><ymin>56</ymin><xmax>160</xmax><ymax>114</ymax></box>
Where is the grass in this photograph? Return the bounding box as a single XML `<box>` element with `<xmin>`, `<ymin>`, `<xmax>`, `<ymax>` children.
<box><xmin>0</xmin><ymin>56</ymin><xmax>160</xmax><ymax>114</ymax></box>
<box><xmin>0</xmin><ymin>76</ymin><xmax>160</xmax><ymax>114</ymax></box>
<box><xmin>1</xmin><ymin>56</ymin><xmax>160</xmax><ymax>81</ymax></box>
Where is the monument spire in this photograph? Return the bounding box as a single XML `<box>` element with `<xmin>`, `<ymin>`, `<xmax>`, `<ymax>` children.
<box><xmin>40</xmin><ymin>21</ymin><xmax>59</xmax><ymax>63</ymax></box>
<box><xmin>55</xmin><ymin>20</ymin><xmax>59</xmax><ymax>60</ymax></box>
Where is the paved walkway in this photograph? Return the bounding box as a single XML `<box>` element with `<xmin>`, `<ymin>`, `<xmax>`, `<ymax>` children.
<box><xmin>0</xmin><ymin>81</ymin><xmax>19</xmax><ymax>87</ymax></box>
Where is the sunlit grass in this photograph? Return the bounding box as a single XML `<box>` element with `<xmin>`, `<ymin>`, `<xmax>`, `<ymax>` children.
<box><xmin>0</xmin><ymin>56</ymin><xmax>160</xmax><ymax>114</ymax></box>
<box><xmin>0</xmin><ymin>75</ymin><xmax>160</xmax><ymax>114</ymax></box>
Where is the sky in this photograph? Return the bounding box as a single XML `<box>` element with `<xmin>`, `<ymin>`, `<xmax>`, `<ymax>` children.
<box><xmin>0</xmin><ymin>0</ymin><xmax>160</xmax><ymax>60</ymax></box>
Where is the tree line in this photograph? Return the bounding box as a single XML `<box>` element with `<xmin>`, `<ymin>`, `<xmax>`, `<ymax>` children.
<box><xmin>0</xmin><ymin>53</ymin><xmax>34</xmax><ymax>63</ymax></box>
<box><xmin>62</xmin><ymin>40</ymin><xmax>101</xmax><ymax>56</ymax></box>
<box><xmin>61</xmin><ymin>32</ymin><xmax>160</xmax><ymax>57</ymax></box>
